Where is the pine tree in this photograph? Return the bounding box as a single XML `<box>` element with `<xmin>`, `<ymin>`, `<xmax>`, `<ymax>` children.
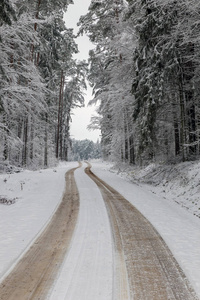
<box><xmin>130</xmin><ymin>0</ymin><xmax>200</xmax><ymax>163</ymax></box>
<box><xmin>79</xmin><ymin>0</ymin><xmax>136</xmax><ymax>163</ymax></box>
<box><xmin>0</xmin><ymin>0</ymin><xmax>86</xmax><ymax>168</ymax></box>
<box><xmin>0</xmin><ymin>0</ymin><xmax>16</xmax><ymax>26</ymax></box>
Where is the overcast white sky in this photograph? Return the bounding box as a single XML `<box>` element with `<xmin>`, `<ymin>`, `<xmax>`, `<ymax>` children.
<box><xmin>64</xmin><ymin>0</ymin><xmax>101</xmax><ymax>142</ymax></box>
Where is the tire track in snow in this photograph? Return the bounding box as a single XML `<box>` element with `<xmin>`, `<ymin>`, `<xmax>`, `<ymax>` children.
<box><xmin>85</xmin><ymin>162</ymin><xmax>198</xmax><ymax>300</ymax></box>
<box><xmin>0</xmin><ymin>164</ymin><xmax>80</xmax><ymax>300</ymax></box>
<box><xmin>48</xmin><ymin>164</ymin><xmax>113</xmax><ymax>300</ymax></box>
<box><xmin>85</xmin><ymin>163</ymin><xmax>130</xmax><ymax>300</ymax></box>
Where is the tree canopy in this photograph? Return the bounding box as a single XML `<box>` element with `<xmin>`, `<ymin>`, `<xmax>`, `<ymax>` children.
<box><xmin>0</xmin><ymin>0</ymin><xmax>86</xmax><ymax>168</ymax></box>
<box><xmin>79</xmin><ymin>0</ymin><xmax>200</xmax><ymax>165</ymax></box>
<box><xmin>2</xmin><ymin>0</ymin><xmax>200</xmax><ymax>168</ymax></box>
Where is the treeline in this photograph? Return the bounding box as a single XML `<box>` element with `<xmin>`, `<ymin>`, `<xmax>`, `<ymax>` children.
<box><xmin>0</xmin><ymin>0</ymin><xmax>86</xmax><ymax>168</ymax></box>
<box><xmin>79</xmin><ymin>0</ymin><xmax>200</xmax><ymax>164</ymax></box>
<box><xmin>69</xmin><ymin>139</ymin><xmax>101</xmax><ymax>161</ymax></box>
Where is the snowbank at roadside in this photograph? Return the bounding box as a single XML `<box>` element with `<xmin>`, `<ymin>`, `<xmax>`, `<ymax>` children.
<box><xmin>104</xmin><ymin>160</ymin><xmax>200</xmax><ymax>219</ymax></box>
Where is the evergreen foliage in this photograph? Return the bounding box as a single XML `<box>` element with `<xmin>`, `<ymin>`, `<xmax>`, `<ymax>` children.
<box><xmin>1</xmin><ymin>0</ymin><xmax>200</xmax><ymax>167</ymax></box>
<box><xmin>0</xmin><ymin>0</ymin><xmax>17</xmax><ymax>26</ymax></box>
<box><xmin>69</xmin><ymin>139</ymin><xmax>101</xmax><ymax>161</ymax></box>
<box><xmin>0</xmin><ymin>0</ymin><xmax>86</xmax><ymax>168</ymax></box>
<box><xmin>80</xmin><ymin>0</ymin><xmax>200</xmax><ymax>165</ymax></box>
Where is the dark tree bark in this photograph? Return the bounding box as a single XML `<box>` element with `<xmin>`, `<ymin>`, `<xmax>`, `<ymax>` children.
<box><xmin>56</xmin><ymin>70</ymin><xmax>65</xmax><ymax>159</ymax></box>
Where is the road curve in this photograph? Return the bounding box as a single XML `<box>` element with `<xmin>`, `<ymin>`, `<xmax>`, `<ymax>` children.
<box><xmin>85</xmin><ymin>163</ymin><xmax>198</xmax><ymax>300</ymax></box>
<box><xmin>0</xmin><ymin>164</ymin><xmax>80</xmax><ymax>300</ymax></box>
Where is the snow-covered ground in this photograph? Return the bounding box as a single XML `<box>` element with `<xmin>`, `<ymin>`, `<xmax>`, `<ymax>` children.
<box><xmin>110</xmin><ymin>160</ymin><xmax>200</xmax><ymax>219</ymax></box>
<box><xmin>0</xmin><ymin>160</ymin><xmax>200</xmax><ymax>299</ymax></box>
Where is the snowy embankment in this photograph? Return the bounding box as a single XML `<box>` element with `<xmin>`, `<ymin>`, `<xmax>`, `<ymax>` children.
<box><xmin>0</xmin><ymin>162</ymin><xmax>77</xmax><ymax>281</ymax></box>
<box><xmin>91</xmin><ymin>160</ymin><xmax>200</xmax><ymax>298</ymax></box>
<box><xmin>112</xmin><ymin>160</ymin><xmax>200</xmax><ymax>218</ymax></box>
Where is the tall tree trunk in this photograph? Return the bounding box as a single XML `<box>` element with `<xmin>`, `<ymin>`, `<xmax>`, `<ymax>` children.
<box><xmin>29</xmin><ymin>116</ymin><xmax>34</xmax><ymax>161</ymax></box>
<box><xmin>124</xmin><ymin>109</ymin><xmax>129</xmax><ymax>162</ymax></box>
<box><xmin>16</xmin><ymin>117</ymin><xmax>23</xmax><ymax>164</ymax></box>
<box><xmin>56</xmin><ymin>70</ymin><xmax>64</xmax><ymax>159</ymax></box>
<box><xmin>174</xmin><ymin>119</ymin><xmax>180</xmax><ymax>156</ymax></box>
<box><xmin>179</xmin><ymin>78</ymin><xmax>186</xmax><ymax>162</ymax></box>
<box><xmin>44</xmin><ymin>113</ymin><xmax>48</xmax><ymax>167</ymax></box>
<box><xmin>184</xmin><ymin>43</ymin><xmax>196</xmax><ymax>156</ymax></box>
<box><xmin>129</xmin><ymin>134</ymin><xmax>135</xmax><ymax>164</ymax></box>
<box><xmin>3</xmin><ymin>115</ymin><xmax>9</xmax><ymax>161</ymax></box>
<box><xmin>34</xmin><ymin>0</ymin><xmax>42</xmax><ymax>31</ymax></box>
<box><xmin>22</xmin><ymin>117</ymin><xmax>28</xmax><ymax>167</ymax></box>
<box><xmin>31</xmin><ymin>0</ymin><xmax>42</xmax><ymax>61</ymax></box>
<box><xmin>187</xmin><ymin>102</ymin><xmax>196</xmax><ymax>154</ymax></box>
<box><xmin>172</xmin><ymin>97</ymin><xmax>180</xmax><ymax>156</ymax></box>
<box><xmin>59</xmin><ymin>94</ymin><xmax>64</xmax><ymax>160</ymax></box>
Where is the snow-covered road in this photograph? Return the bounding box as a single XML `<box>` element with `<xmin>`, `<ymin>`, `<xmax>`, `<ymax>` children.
<box><xmin>48</xmin><ymin>165</ymin><xmax>113</xmax><ymax>300</ymax></box>
<box><xmin>0</xmin><ymin>162</ymin><xmax>77</xmax><ymax>282</ymax></box>
<box><xmin>0</xmin><ymin>161</ymin><xmax>199</xmax><ymax>299</ymax></box>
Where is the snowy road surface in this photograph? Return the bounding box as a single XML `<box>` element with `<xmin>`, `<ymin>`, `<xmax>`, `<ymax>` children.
<box><xmin>0</xmin><ymin>161</ymin><xmax>199</xmax><ymax>299</ymax></box>
<box><xmin>48</xmin><ymin>164</ymin><xmax>113</xmax><ymax>300</ymax></box>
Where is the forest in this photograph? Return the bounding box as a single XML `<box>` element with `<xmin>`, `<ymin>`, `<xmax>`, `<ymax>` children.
<box><xmin>0</xmin><ymin>0</ymin><xmax>87</xmax><ymax>169</ymax></box>
<box><xmin>1</xmin><ymin>0</ymin><xmax>200</xmax><ymax>169</ymax></box>
<box><xmin>69</xmin><ymin>139</ymin><xmax>101</xmax><ymax>161</ymax></box>
<box><xmin>79</xmin><ymin>0</ymin><xmax>200</xmax><ymax>165</ymax></box>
